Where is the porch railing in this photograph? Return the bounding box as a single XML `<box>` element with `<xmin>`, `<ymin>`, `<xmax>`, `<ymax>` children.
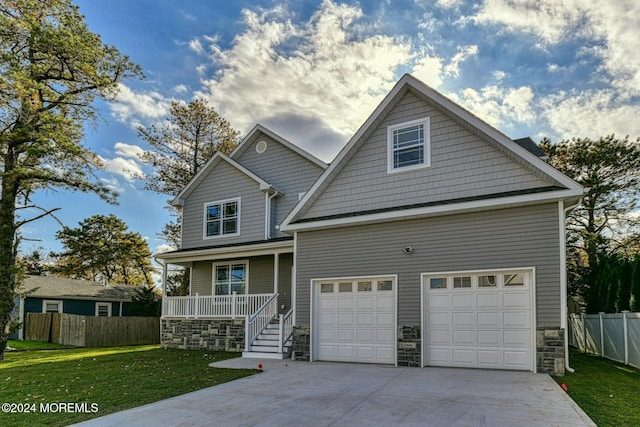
<box><xmin>245</xmin><ymin>293</ymin><xmax>279</xmax><ymax>351</ymax></box>
<box><xmin>163</xmin><ymin>293</ymin><xmax>274</xmax><ymax>319</ymax></box>
<box><xmin>279</xmin><ymin>308</ymin><xmax>294</xmax><ymax>354</ymax></box>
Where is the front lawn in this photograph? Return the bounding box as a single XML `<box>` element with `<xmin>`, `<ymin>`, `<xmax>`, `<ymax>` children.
<box><xmin>554</xmin><ymin>348</ymin><xmax>640</xmax><ymax>427</ymax></box>
<box><xmin>7</xmin><ymin>340</ymin><xmax>73</xmax><ymax>351</ymax></box>
<box><xmin>0</xmin><ymin>345</ymin><xmax>258</xmax><ymax>426</ymax></box>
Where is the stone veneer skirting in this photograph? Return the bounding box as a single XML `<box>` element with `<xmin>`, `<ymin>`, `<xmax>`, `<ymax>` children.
<box><xmin>161</xmin><ymin>318</ymin><xmax>245</xmax><ymax>351</ymax></box>
<box><xmin>397</xmin><ymin>325</ymin><xmax>421</xmax><ymax>367</ymax></box>
<box><xmin>537</xmin><ymin>326</ymin><xmax>565</xmax><ymax>376</ymax></box>
<box><xmin>291</xmin><ymin>325</ymin><xmax>310</xmax><ymax>361</ymax></box>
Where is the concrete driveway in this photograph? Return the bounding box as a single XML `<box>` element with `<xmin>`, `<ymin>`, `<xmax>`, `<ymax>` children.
<box><xmin>74</xmin><ymin>358</ymin><xmax>594</xmax><ymax>427</ymax></box>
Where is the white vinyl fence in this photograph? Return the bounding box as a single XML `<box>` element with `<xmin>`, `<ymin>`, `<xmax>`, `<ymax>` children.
<box><xmin>568</xmin><ymin>311</ymin><xmax>640</xmax><ymax>369</ymax></box>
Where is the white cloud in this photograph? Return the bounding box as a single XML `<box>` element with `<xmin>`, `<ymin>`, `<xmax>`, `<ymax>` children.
<box><xmin>435</xmin><ymin>0</ymin><xmax>462</xmax><ymax>8</ymax></box>
<box><xmin>449</xmin><ymin>85</ymin><xmax>535</xmax><ymax>130</ymax></box>
<box><xmin>195</xmin><ymin>0</ymin><xmax>421</xmax><ymax>160</ymax></box>
<box><xmin>172</xmin><ymin>84</ymin><xmax>188</xmax><ymax>94</ymax></box>
<box><xmin>443</xmin><ymin>45</ymin><xmax>478</xmax><ymax>77</ymax></box>
<box><xmin>110</xmin><ymin>84</ymin><xmax>173</xmax><ymax>126</ymax></box>
<box><xmin>100</xmin><ymin>156</ymin><xmax>144</xmax><ymax>182</ymax></box>
<box><xmin>474</xmin><ymin>0</ymin><xmax>640</xmax><ymax>97</ymax></box>
<box><xmin>114</xmin><ymin>142</ymin><xmax>144</xmax><ymax>159</ymax></box>
<box><xmin>540</xmin><ymin>90</ymin><xmax>640</xmax><ymax>140</ymax></box>
<box><xmin>188</xmin><ymin>39</ymin><xmax>205</xmax><ymax>55</ymax></box>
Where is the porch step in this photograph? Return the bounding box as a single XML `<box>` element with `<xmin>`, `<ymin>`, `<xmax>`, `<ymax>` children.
<box><xmin>242</xmin><ymin>319</ymin><xmax>291</xmax><ymax>360</ymax></box>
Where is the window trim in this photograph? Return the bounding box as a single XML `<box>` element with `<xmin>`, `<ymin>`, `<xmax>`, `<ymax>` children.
<box><xmin>203</xmin><ymin>197</ymin><xmax>241</xmax><ymax>239</ymax></box>
<box><xmin>95</xmin><ymin>302</ymin><xmax>112</xmax><ymax>317</ymax></box>
<box><xmin>42</xmin><ymin>300</ymin><xmax>63</xmax><ymax>313</ymax></box>
<box><xmin>212</xmin><ymin>260</ymin><xmax>249</xmax><ymax>296</ymax></box>
<box><xmin>387</xmin><ymin>117</ymin><xmax>431</xmax><ymax>173</ymax></box>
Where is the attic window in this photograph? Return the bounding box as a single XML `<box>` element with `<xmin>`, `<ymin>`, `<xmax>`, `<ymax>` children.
<box><xmin>387</xmin><ymin>117</ymin><xmax>430</xmax><ymax>173</ymax></box>
<box><xmin>256</xmin><ymin>140</ymin><xmax>268</xmax><ymax>154</ymax></box>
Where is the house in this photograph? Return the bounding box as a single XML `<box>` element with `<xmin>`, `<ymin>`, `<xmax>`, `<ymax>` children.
<box><xmin>11</xmin><ymin>275</ymin><xmax>141</xmax><ymax>340</ymax></box>
<box><xmin>156</xmin><ymin>74</ymin><xmax>584</xmax><ymax>375</ymax></box>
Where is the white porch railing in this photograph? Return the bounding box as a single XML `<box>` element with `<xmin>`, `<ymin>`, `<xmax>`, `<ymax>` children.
<box><xmin>245</xmin><ymin>293</ymin><xmax>279</xmax><ymax>351</ymax></box>
<box><xmin>163</xmin><ymin>293</ymin><xmax>274</xmax><ymax>319</ymax></box>
<box><xmin>279</xmin><ymin>308</ymin><xmax>294</xmax><ymax>353</ymax></box>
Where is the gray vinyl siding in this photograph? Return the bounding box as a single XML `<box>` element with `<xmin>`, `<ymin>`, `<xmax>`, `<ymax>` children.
<box><xmin>249</xmin><ymin>256</ymin><xmax>274</xmax><ymax>294</ymax></box>
<box><xmin>301</xmin><ymin>91</ymin><xmax>553</xmax><ymax>220</ymax></box>
<box><xmin>279</xmin><ymin>253</ymin><xmax>293</xmax><ymax>312</ymax></box>
<box><xmin>295</xmin><ymin>203</ymin><xmax>561</xmax><ymax>328</ymax></box>
<box><xmin>232</xmin><ymin>133</ymin><xmax>325</xmax><ymax>237</ymax></box>
<box><xmin>191</xmin><ymin>261</ymin><xmax>212</xmax><ymax>295</ymax></box>
<box><xmin>181</xmin><ymin>160</ymin><xmax>265</xmax><ymax>249</ymax></box>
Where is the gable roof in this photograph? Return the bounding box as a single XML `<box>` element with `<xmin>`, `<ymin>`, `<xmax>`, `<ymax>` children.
<box><xmin>230</xmin><ymin>124</ymin><xmax>327</xmax><ymax>169</ymax></box>
<box><xmin>172</xmin><ymin>151</ymin><xmax>279</xmax><ymax>206</ymax></box>
<box><xmin>281</xmin><ymin>74</ymin><xmax>584</xmax><ymax>231</ymax></box>
<box><xmin>20</xmin><ymin>276</ymin><xmax>140</xmax><ymax>302</ymax></box>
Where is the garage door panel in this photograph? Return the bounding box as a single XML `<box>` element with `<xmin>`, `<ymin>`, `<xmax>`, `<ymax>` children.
<box><xmin>376</xmin><ymin>329</ymin><xmax>394</xmax><ymax>342</ymax></box>
<box><xmin>429</xmin><ymin>348</ymin><xmax>450</xmax><ymax>364</ymax></box>
<box><xmin>503</xmin><ymin>293</ymin><xmax>528</xmax><ymax>308</ymax></box>
<box><xmin>503</xmin><ymin>350</ymin><xmax>529</xmax><ymax>369</ymax></box>
<box><xmin>477</xmin><ymin>312</ymin><xmax>500</xmax><ymax>328</ymax></box>
<box><xmin>319</xmin><ymin>313</ymin><xmax>336</xmax><ymax>326</ymax></box>
<box><xmin>429</xmin><ymin>330</ymin><xmax>450</xmax><ymax>344</ymax></box>
<box><xmin>503</xmin><ymin>330</ymin><xmax>529</xmax><ymax>346</ymax></box>
<box><xmin>452</xmin><ymin>294</ymin><xmax>474</xmax><ymax>308</ymax></box>
<box><xmin>320</xmin><ymin>297</ymin><xmax>337</xmax><ymax>310</ymax></box>
<box><xmin>376</xmin><ymin>312</ymin><xmax>395</xmax><ymax>326</ymax></box>
<box><xmin>338</xmin><ymin>313</ymin><xmax>355</xmax><ymax>326</ymax></box>
<box><xmin>337</xmin><ymin>298</ymin><xmax>355</xmax><ymax>310</ymax></box>
<box><xmin>452</xmin><ymin>312</ymin><xmax>474</xmax><ymax>327</ymax></box>
<box><xmin>477</xmin><ymin>293</ymin><xmax>500</xmax><ymax>308</ymax></box>
<box><xmin>376</xmin><ymin>296</ymin><xmax>394</xmax><ymax>310</ymax></box>
<box><xmin>478</xmin><ymin>330</ymin><xmax>500</xmax><ymax>345</ymax></box>
<box><xmin>503</xmin><ymin>311</ymin><xmax>530</xmax><ymax>328</ymax></box>
<box><xmin>428</xmin><ymin>294</ymin><xmax>450</xmax><ymax>309</ymax></box>
<box><xmin>452</xmin><ymin>349</ymin><xmax>475</xmax><ymax>364</ymax></box>
<box><xmin>477</xmin><ymin>350</ymin><xmax>501</xmax><ymax>367</ymax></box>
<box><xmin>337</xmin><ymin>329</ymin><xmax>354</xmax><ymax>341</ymax></box>
<box><xmin>356</xmin><ymin>328</ymin><xmax>374</xmax><ymax>342</ymax></box>
<box><xmin>452</xmin><ymin>330</ymin><xmax>474</xmax><ymax>345</ymax></box>
<box><xmin>429</xmin><ymin>312</ymin><xmax>450</xmax><ymax>327</ymax></box>
<box><xmin>337</xmin><ymin>346</ymin><xmax>356</xmax><ymax>358</ymax></box>
<box><xmin>356</xmin><ymin>296</ymin><xmax>374</xmax><ymax>309</ymax></box>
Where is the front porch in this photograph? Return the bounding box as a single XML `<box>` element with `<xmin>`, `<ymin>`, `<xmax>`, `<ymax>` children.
<box><xmin>156</xmin><ymin>239</ymin><xmax>296</xmax><ymax>359</ymax></box>
<box><xmin>161</xmin><ymin>292</ymin><xmax>294</xmax><ymax>359</ymax></box>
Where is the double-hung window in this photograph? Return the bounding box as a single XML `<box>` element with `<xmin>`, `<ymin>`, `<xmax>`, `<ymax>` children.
<box><xmin>387</xmin><ymin>117</ymin><xmax>430</xmax><ymax>173</ymax></box>
<box><xmin>213</xmin><ymin>262</ymin><xmax>247</xmax><ymax>295</ymax></box>
<box><xmin>204</xmin><ymin>198</ymin><xmax>239</xmax><ymax>238</ymax></box>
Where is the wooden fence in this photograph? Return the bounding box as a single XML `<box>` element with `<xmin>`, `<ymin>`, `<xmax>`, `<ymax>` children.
<box><xmin>25</xmin><ymin>313</ymin><xmax>159</xmax><ymax>347</ymax></box>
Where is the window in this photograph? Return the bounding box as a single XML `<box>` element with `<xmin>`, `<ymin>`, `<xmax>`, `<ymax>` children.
<box><xmin>504</xmin><ymin>273</ymin><xmax>525</xmax><ymax>286</ymax></box>
<box><xmin>213</xmin><ymin>262</ymin><xmax>247</xmax><ymax>295</ymax></box>
<box><xmin>430</xmin><ymin>277</ymin><xmax>447</xmax><ymax>289</ymax></box>
<box><xmin>42</xmin><ymin>300</ymin><xmax>62</xmax><ymax>313</ymax></box>
<box><xmin>478</xmin><ymin>275</ymin><xmax>497</xmax><ymax>287</ymax></box>
<box><xmin>357</xmin><ymin>281</ymin><xmax>372</xmax><ymax>292</ymax></box>
<box><xmin>95</xmin><ymin>302</ymin><xmax>112</xmax><ymax>317</ymax></box>
<box><xmin>387</xmin><ymin>117</ymin><xmax>430</xmax><ymax>173</ymax></box>
<box><xmin>378</xmin><ymin>280</ymin><xmax>393</xmax><ymax>291</ymax></box>
<box><xmin>339</xmin><ymin>282</ymin><xmax>352</xmax><ymax>292</ymax></box>
<box><xmin>320</xmin><ymin>283</ymin><xmax>334</xmax><ymax>293</ymax></box>
<box><xmin>453</xmin><ymin>276</ymin><xmax>472</xmax><ymax>288</ymax></box>
<box><xmin>204</xmin><ymin>199</ymin><xmax>239</xmax><ymax>238</ymax></box>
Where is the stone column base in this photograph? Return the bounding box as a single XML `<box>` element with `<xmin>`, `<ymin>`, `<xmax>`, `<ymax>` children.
<box><xmin>537</xmin><ymin>326</ymin><xmax>565</xmax><ymax>375</ymax></box>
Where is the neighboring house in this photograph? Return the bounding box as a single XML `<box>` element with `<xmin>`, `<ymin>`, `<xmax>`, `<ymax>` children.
<box><xmin>156</xmin><ymin>74</ymin><xmax>584</xmax><ymax>375</ymax></box>
<box><xmin>11</xmin><ymin>275</ymin><xmax>141</xmax><ymax>340</ymax></box>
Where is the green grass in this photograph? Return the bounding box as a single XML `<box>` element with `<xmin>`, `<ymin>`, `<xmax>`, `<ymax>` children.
<box><xmin>0</xmin><ymin>345</ymin><xmax>258</xmax><ymax>426</ymax></box>
<box><xmin>554</xmin><ymin>348</ymin><xmax>640</xmax><ymax>427</ymax></box>
<box><xmin>7</xmin><ymin>340</ymin><xmax>73</xmax><ymax>351</ymax></box>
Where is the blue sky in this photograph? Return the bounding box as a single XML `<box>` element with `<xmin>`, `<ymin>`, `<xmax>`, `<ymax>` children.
<box><xmin>21</xmin><ymin>0</ymin><xmax>640</xmax><ymax>273</ymax></box>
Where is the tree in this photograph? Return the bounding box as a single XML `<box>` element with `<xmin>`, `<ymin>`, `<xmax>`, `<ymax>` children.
<box><xmin>128</xmin><ymin>286</ymin><xmax>161</xmax><ymax>317</ymax></box>
<box><xmin>0</xmin><ymin>0</ymin><xmax>141</xmax><ymax>359</ymax></box>
<box><xmin>51</xmin><ymin>214</ymin><xmax>153</xmax><ymax>286</ymax></box>
<box><xmin>137</xmin><ymin>99</ymin><xmax>239</xmax><ymax>294</ymax></box>
<box><xmin>541</xmin><ymin>135</ymin><xmax>640</xmax><ymax>297</ymax></box>
<box><xmin>16</xmin><ymin>247</ymin><xmax>51</xmax><ymax>275</ymax></box>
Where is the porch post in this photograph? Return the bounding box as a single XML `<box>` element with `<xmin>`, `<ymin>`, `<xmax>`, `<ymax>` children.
<box><xmin>161</xmin><ymin>261</ymin><xmax>168</xmax><ymax>318</ymax></box>
<box><xmin>274</xmin><ymin>253</ymin><xmax>280</xmax><ymax>295</ymax></box>
<box><xmin>231</xmin><ymin>291</ymin><xmax>237</xmax><ymax>319</ymax></box>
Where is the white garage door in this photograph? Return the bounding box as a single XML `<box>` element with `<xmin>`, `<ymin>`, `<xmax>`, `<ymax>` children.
<box><xmin>423</xmin><ymin>270</ymin><xmax>533</xmax><ymax>371</ymax></box>
<box><xmin>315</xmin><ymin>277</ymin><xmax>396</xmax><ymax>364</ymax></box>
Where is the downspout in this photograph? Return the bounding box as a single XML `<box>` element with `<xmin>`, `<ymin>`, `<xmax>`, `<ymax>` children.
<box><xmin>265</xmin><ymin>190</ymin><xmax>280</xmax><ymax>240</ymax></box>
<box><xmin>561</xmin><ymin>198</ymin><xmax>582</xmax><ymax>374</ymax></box>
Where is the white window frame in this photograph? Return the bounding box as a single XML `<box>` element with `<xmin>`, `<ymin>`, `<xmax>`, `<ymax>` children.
<box><xmin>203</xmin><ymin>197</ymin><xmax>240</xmax><ymax>239</ymax></box>
<box><xmin>95</xmin><ymin>302</ymin><xmax>112</xmax><ymax>317</ymax></box>
<box><xmin>212</xmin><ymin>260</ymin><xmax>249</xmax><ymax>296</ymax></box>
<box><xmin>387</xmin><ymin>117</ymin><xmax>431</xmax><ymax>173</ymax></box>
<box><xmin>42</xmin><ymin>300</ymin><xmax>63</xmax><ymax>313</ymax></box>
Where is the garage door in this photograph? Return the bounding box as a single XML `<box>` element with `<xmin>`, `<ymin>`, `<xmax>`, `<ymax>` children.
<box><xmin>423</xmin><ymin>270</ymin><xmax>533</xmax><ymax>371</ymax></box>
<box><xmin>315</xmin><ymin>277</ymin><xmax>396</xmax><ymax>364</ymax></box>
